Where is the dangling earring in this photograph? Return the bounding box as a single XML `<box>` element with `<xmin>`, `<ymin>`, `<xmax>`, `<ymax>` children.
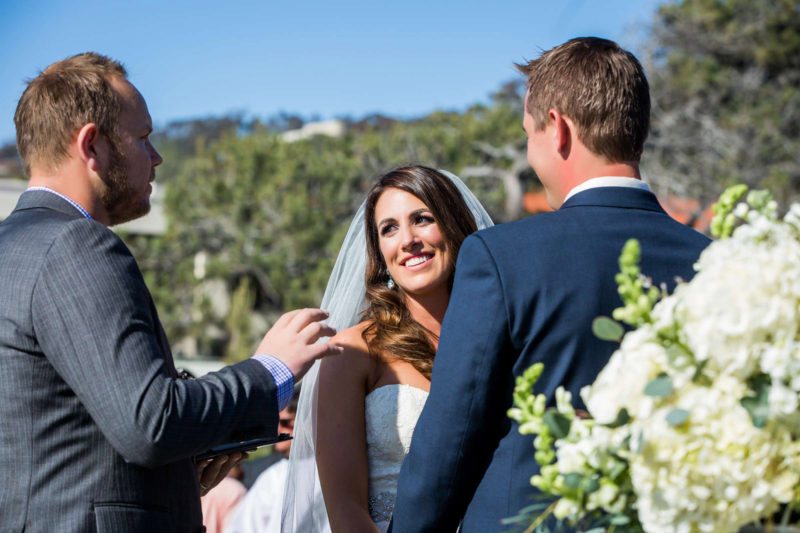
<box><xmin>387</xmin><ymin>276</ymin><xmax>395</xmax><ymax>289</ymax></box>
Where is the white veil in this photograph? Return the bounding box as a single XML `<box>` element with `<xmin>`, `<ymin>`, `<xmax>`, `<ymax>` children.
<box><xmin>280</xmin><ymin>170</ymin><xmax>493</xmax><ymax>532</ymax></box>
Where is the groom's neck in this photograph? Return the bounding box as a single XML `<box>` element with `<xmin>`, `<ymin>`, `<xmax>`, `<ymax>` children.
<box><xmin>550</xmin><ymin>157</ymin><xmax>641</xmax><ymax>208</ymax></box>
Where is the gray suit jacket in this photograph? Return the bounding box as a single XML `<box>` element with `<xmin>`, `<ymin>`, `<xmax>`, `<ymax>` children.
<box><xmin>0</xmin><ymin>191</ymin><xmax>279</xmax><ymax>532</ymax></box>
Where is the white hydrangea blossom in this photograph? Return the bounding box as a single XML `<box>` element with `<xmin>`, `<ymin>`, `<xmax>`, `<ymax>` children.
<box><xmin>516</xmin><ymin>193</ymin><xmax>800</xmax><ymax>532</ymax></box>
<box><xmin>629</xmin><ymin>379</ymin><xmax>800</xmax><ymax>533</ymax></box>
<box><xmin>582</xmin><ymin>326</ymin><xmax>665</xmax><ymax>424</ymax></box>
<box><xmin>579</xmin><ymin>201</ymin><xmax>800</xmax><ymax>532</ymax></box>
<box><xmin>676</xmin><ymin>224</ymin><xmax>800</xmax><ymax>381</ymax></box>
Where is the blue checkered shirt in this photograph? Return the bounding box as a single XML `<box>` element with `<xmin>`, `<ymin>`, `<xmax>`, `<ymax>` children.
<box><xmin>253</xmin><ymin>355</ymin><xmax>295</xmax><ymax>410</ymax></box>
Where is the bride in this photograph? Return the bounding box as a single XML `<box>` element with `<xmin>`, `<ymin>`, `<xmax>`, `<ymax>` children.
<box><xmin>281</xmin><ymin>165</ymin><xmax>493</xmax><ymax>532</ymax></box>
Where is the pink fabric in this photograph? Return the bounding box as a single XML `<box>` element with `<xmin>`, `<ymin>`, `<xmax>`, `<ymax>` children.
<box><xmin>201</xmin><ymin>477</ymin><xmax>247</xmax><ymax>533</ymax></box>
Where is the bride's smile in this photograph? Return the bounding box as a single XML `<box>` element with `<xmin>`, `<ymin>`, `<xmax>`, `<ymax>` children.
<box><xmin>401</xmin><ymin>253</ymin><xmax>433</xmax><ymax>268</ymax></box>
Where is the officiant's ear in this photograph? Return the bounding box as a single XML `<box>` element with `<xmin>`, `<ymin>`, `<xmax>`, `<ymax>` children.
<box><xmin>549</xmin><ymin>109</ymin><xmax>572</xmax><ymax>159</ymax></box>
<box><xmin>75</xmin><ymin>122</ymin><xmax>106</xmax><ymax>176</ymax></box>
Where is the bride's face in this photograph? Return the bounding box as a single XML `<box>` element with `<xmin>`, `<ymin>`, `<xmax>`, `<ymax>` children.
<box><xmin>374</xmin><ymin>187</ymin><xmax>452</xmax><ymax>297</ymax></box>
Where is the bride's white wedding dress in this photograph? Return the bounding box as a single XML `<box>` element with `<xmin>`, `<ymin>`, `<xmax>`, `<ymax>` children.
<box><xmin>365</xmin><ymin>384</ymin><xmax>429</xmax><ymax>531</ymax></box>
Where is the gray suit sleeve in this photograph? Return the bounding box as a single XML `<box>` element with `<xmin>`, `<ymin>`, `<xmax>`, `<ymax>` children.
<box><xmin>31</xmin><ymin>220</ymin><xmax>279</xmax><ymax>467</ymax></box>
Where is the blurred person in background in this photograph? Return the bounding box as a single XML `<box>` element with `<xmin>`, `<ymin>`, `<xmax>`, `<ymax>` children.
<box><xmin>202</xmin><ymin>463</ymin><xmax>247</xmax><ymax>533</ymax></box>
<box><xmin>225</xmin><ymin>388</ymin><xmax>301</xmax><ymax>533</ymax></box>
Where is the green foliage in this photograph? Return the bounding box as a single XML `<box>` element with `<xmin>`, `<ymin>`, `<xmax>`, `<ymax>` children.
<box><xmin>543</xmin><ymin>410</ymin><xmax>571</xmax><ymax>440</ymax></box>
<box><xmin>125</xmin><ymin>85</ymin><xmax>527</xmax><ymax>358</ymax></box>
<box><xmin>151</xmin><ymin>130</ymin><xmax>366</xmax><ymax>354</ymax></box>
<box><xmin>611</xmin><ymin>239</ymin><xmax>661</xmax><ymax>328</ymax></box>
<box><xmin>225</xmin><ymin>277</ymin><xmax>256</xmax><ymax>363</ymax></box>
<box><xmin>711</xmin><ymin>184</ymin><xmax>781</xmax><ymax>239</ymax></box>
<box><xmin>711</xmin><ymin>184</ymin><xmax>749</xmax><ymax>238</ymax></box>
<box><xmin>592</xmin><ymin>316</ymin><xmax>625</xmax><ymax>343</ymax></box>
<box><xmin>126</xmin><ymin>0</ymin><xmax>800</xmax><ymax>363</ymax></box>
<box><xmin>647</xmin><ymin>0</ymin><xmax>800</xmax><ymax>207</ymax></box>
<box><xmin>741</xmin><ymin>373</ymin><xmax>771</xmax><ymax>428</ymax></box>
<box><xmin>666</xmin><ymin>408</ymin><xmax>690</xmax><ymax>427</ymax></box>
<box><xmin>507</xmin><ymin>363</ymin><xmax>642</xmax><ymax>532</ymax></box>
<box><xmin>644</xmin><ymin>373</ymin><xmax>674</xmax><ymax>398</ymax></box>
<box><xmin>607</xmin><ymin>408</ymin><xmax>630</xmax><ymax>429</ymax></box>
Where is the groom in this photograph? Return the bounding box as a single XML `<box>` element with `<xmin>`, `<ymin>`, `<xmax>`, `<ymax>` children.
<box><xmin>390</xmin><ymin>37</ymin><xmax>710</xmax><ymax>531</ymax></box>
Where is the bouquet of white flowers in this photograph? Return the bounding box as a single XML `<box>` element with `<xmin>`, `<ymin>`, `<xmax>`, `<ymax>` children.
<box><xmin>508</xmin><ymin>186</ymin><xmax>800</xmax><ymax>533</ymax></box>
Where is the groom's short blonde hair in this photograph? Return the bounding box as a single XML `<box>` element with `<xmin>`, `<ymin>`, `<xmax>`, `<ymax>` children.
<box><xmin>517</xmin><ymin>37</ymin><xmax>650</xmax><ymax>163</ymax></box>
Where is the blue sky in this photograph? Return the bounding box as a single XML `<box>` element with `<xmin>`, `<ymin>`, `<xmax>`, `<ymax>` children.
<box><xmin>0</xmin><ymin>0</ymin><xmax>661</xmax><ymax>145</ymax></box>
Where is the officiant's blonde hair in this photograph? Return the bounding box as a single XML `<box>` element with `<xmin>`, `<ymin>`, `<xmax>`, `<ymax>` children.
<box><xmin>516</xmin><ymin>37</ymin><xmax>650</xmax><ymax>163</ymax></box>
<box><xmin>14</xmin><ymin>52</ymin><xmax>127</xmax><ymax>175</ymax></box>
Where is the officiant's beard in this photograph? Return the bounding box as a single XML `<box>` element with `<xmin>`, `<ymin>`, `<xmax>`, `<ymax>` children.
<box><xmin>101</xmin><ymin>140</ymin><xmax>152</xmax><ymax>226</ymax></box>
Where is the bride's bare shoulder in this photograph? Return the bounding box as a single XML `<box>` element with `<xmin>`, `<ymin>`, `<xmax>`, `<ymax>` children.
<box><xmin>330</xmin><ymin>320</ymin><xmax>371</xmax><ymax>351</ymax></box>
<box><xmin>321</xmin><ymin>321</ymin><xmax>376</xmax><ymax>377</ymax></box>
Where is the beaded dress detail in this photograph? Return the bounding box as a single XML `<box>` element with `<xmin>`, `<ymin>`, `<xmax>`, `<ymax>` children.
<box><xmin>365</xmin><ymin>384</ymin><xmax>428</xmax><ymax>531</ymax></box>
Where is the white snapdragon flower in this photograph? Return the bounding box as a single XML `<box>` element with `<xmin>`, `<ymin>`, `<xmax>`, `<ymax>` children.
<box><xmin>733</xmin><ymin>202</ymin><xmax>750</xmax><ymax>218</ymax></box>
<box><xmin>553</xmin><ymin>498</ymin><xmax>581</xmax><ymax>521</ymax></box>
<box><xmin>554</xmin><ymin>439</ymin><xmax>590</xmax><ymax>475</ymax></box>
<box><xmin>554</xmin><ymin>387</ymin><xmax>575</xmax><ymax>418</ymax></box>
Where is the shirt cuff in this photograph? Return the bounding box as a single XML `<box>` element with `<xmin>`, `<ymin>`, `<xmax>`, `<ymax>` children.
<box><xmin>253</xmin><ymin>355</ymin><xmax>295</xmax><ymax>411</ymax></box>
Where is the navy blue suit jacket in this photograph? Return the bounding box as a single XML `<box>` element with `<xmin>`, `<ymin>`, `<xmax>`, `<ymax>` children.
<box><xmin>390</xmin><ymin>187</ymin><xmax>710</xmax><ymax>532</ymax></box>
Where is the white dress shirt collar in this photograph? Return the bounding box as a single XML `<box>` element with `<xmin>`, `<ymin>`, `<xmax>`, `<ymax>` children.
<box><xmin>564</xmin><ymin>176</ymin><xmax>650</xmax><ymax>202</ymax></box>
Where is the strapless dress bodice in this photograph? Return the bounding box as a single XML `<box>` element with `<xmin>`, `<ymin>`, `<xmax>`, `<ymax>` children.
<box><xmin>364</xmin><ymin>384</ymin><xmax>428</xmax><ymax>527</ymax></box>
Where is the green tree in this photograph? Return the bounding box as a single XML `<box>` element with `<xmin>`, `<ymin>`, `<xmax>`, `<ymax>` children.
<box><xmin>644</xmin><ymin>0</ymin><xmax>800</xmax><ymax>207</ymax></box>
<box><xmin>126</xmin><ymin>82</ymin><xmax>532</xmax><ymax>359</ymax></box>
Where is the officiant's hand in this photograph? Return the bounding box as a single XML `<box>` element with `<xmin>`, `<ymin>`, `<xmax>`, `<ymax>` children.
<box><xmin>255</xmin><ymin>308</ymin><xmax>343</xmax><ymax>381</ymax></box>
<box><xmin>196</xmin><ymin>452</ymin><xmax>246</xmax><ymax>496</ymax></box>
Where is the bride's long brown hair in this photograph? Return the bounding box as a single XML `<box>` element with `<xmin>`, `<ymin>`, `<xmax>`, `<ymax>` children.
<box><xmin>361</xmin><ymin>166</ymin><xmax>478</xmax><ymax>379</ymax></box>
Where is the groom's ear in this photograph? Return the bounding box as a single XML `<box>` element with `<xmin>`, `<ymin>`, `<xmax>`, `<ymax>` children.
<box><xmin>549</xmin><ymin>109</ymin><xmax>572</xmax><ymax>159</ymax></box>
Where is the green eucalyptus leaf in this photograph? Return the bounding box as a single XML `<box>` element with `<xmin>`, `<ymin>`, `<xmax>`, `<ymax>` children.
<box><xmin>543</xmin><ymin>410</ymin><xmax>571</xmax><ymax>439</ymax></box>
<box><xmin>610</xmin><ymin>514</ymin><xmax>632</xmax><ymax>526</ymax></box>
<box><xmin>741</xmin><ymin>374</ymin><xmax>771</xmax><ymax>428</ymax></box>
<box><xmin>691</xmin><ymin>359</ymin><xmax>712</xmax><ymax>386</ymax></box>
<box><xmin>609</xmin><ymin>460</ymin><xmax>627</xmax><ymax>481</ymax></box>
<box><xmin>592</xmin><ymin>316</ymin><xmax>625</xmax><ymax>342</ymax></box>
<box><xmin>499</xmin><ymin>514</ymin><xmax>527</xmax><ymax>525</ymax></box>
<box><xmin>644</xmin><ymin>373</ymin><xmax>673</xmax><ymax>398</ymax></box>
<box><xmin>740</xmin><ymin>397</ymin><xmax>769</xmax><ymax>428</ymax></box>
<box><xmin>632</xmin><ymin>432</ymin><xmax>645</xmax><ymax>453</ymax></box>
<box><xmin>605</xmin><ymin>408</ymin><xmax>630</xmax><ymax>428</ymax></box>
<box><xmin>666</xmin><ymin>408</ymin><xmax>690</xmax><ymax>427</ymax></box>
<box><xmin>581</xmin><ymin>475</ymin><xmax>601</xmax><ymax>494</ymax></box>
<box><xmin>563</xmin><ymin>472</ymin><xmax>582</xmax><ymax>490</ymax></box>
